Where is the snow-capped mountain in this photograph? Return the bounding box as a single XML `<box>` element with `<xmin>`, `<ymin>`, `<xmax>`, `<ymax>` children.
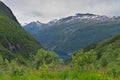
<box><xmin>56</xmin><ymin>13</ymin><xmax>119</xmax><ymax>24</ymax></box>
<box><xmin>23</xmin><ymin>21</ymin><xmax>48</xmax><ymax>34</ymax></box>
<box><xmin>23</xmin><ymin>13</ymin><xmax>120</xmax><ymax>53</ymax></box>
<box><xmin>48</xmin><ymin>19</ymin><xmax>58</xmax><ymax>25</ymax></box>
<box><xmin>23</xmin><ymin>13</ymin><xmax>120</xmax><ymax>30</ymax></box>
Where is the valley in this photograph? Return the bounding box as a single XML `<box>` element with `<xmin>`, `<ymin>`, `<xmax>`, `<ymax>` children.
<box><xmin>0</xmin><ymin>1</ymin><xmax>120</xmax><ymax>80</ymax></box>
<box><xmin>24</xmin><ymin>13</ymin><xmax>120</xmax><ymax>54</ymax></box>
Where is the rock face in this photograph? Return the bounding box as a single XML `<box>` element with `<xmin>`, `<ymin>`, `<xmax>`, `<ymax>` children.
<box><xmin>0</xmin><ymin>1</ymin><xmax>42</xmax><ymax>60</ymax></box>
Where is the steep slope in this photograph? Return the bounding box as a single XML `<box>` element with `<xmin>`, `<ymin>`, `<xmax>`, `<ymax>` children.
<box><xmin>0</xmin><ymin>1</ymin><xmax>42</xmax><ymax>60</ymax></box>
<box><xmin>71</xmin><ymin>33</ymin><xmax>120</xmax><ymax>75</ymax></box>
<box><xmin>85</xmin><ymin>33</ymin><xmax>120</xmax><ymax>60</ymax></box>
<box><xmin>0</xmin><ymin>1</ymin><xmax>18</xmax><ymax>22</ymax></box>
<box><xmin>84</xmin><ymin>33</ymin><xmax>120</xmax><ymax>71</ymax></box>
<box><xmin>24</xmin><ymin>13</ymin><xmax>120</xmax><ymax>53</ymax></box>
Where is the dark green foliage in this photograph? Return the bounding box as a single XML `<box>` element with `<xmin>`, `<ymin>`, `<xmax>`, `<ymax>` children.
<box><xmin>0</xmin><ymin>1</ymin><xmax>42</xmax><ymax>60</ymax></box>
<box><xmin>0</xmin><ymin>1</ymin><xmax>18</xmax><ymax>22</ymax></box>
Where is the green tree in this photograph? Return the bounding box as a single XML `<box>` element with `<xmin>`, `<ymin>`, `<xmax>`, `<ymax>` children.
<box><xmin>72</xmin><ymin>49</ymin><xmax>96</xmax><ymax>72</ymax></box>
<box><xmin>33</xmin><ymin>49</ymin><xmax>59</xmax><ymax>69</ymax></box>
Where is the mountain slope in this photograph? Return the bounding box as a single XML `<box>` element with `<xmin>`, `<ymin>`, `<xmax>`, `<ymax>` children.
<box><xmin>71</xmin><ymin>33</ymin><xmax>120</xmax><ymax>75</ymax></box>
<box><xmin>0</xmin><ymin>1</ymin><xmax>18</xmax><ymax>22</ymax></box>
<box><xmin>0</xmin><ymin>1</ymin><xmax>42</xmax><ymax>60</ymax></box>
<box><xmin>84</xmin><ymin>33</ymin><xmax>120</xmax><ymax>71</ymax></box>
<box><xmin>24</xmin><ymin>13</ymin><xmax>120</xmax><ymax>53</ymax></box>
<box><xmin>85</xmin><ymin>33</ymin><xmax>120</xmax><ymax>60</ymax></box>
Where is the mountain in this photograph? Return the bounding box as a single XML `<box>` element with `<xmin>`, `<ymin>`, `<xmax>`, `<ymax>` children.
<box><xmin>23</xmin><ymin>21</ymin><xmax>47</xmax><ymax>34</ymax></box>
<box><xmin>0</xmin><ymin>1</ymin><xmax>42</xmax><ymax>60</ymax></box>
<box><xmin>24</xmin><ymin>20</ymin><xmax>57</xmax><ymax>34</ymax></box>
<box><xmin>23</xmin><ymin>13</ymin><xmax>120</xmax><ymax>53</ymax></box>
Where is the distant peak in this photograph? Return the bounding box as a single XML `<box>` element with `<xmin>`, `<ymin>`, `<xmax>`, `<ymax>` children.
<box><xmin>36</xmin><ymin>21</ymin><xmax>42</xmax><ymax>24</ymax></box>
<box><xmin>75</xmin><ymin>13</ymin><xmax>96</xmax><ymax>17</ymax></box>
<box><xmin>48</xmin><ymin>19</ymin><xmax>58</xmax><ymax>24</ymax></box>
<box><xmin>29</xmin><ymin>21</ymin><xmax>43</xmax><ymax>24</ymax></box>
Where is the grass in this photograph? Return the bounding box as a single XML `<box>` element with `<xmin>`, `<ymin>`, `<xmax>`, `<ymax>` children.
<box><xmin>0</xmin><ymin>69</ymin><xmax>119</xmax><ymax>80</ymax></box>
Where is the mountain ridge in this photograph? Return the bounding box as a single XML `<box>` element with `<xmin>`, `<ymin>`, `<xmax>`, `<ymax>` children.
<box><xmin>24</xmin><ymin>13</ymin><xmax>120</xmax><ymax>25</ymax></box>
<box><xmin>0</xmin><ymin>1</ymin><xmax>18</xmax><ymax>23</ymax></box>
<box><xmin>23</xmin><ymin>13</ymin><xmax>120</xmax><ymax>53</ymax></box>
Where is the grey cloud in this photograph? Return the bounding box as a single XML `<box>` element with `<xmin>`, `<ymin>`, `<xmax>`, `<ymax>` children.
<box><xmin>24</xmin><ymin>11</ymin><xmax>43</xmax><ymax>17</ymax></box>
<box><xmin>2</xmin><ymin>0</ymin><xmax>120</xmax><ymax>24</ymax></box>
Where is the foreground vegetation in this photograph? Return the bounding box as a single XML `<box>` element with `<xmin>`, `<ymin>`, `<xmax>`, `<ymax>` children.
<box><xmin>0</xmin><ymin>70</ymin><xmax>119</xmax><ymax>80</ymax></box>
<box><xmin>0</xmin><ymin>48</ymin><xmax>119</xmax><ymax>80</ymax></box>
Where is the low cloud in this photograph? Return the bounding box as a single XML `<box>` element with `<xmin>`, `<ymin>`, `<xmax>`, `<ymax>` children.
<box><xmin>24</xmin><ymin>11</ymin><xmax>43</xmax><ymax>17</ymax></box>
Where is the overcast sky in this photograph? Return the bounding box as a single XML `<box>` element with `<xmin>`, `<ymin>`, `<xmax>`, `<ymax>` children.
<box><xmin>2</xmin><ymin>0</ymin><xmax>120</xmax><ymax>24</ymax></box>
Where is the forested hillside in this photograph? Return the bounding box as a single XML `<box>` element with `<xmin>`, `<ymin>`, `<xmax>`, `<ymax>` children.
<box><xmin>72</xmin><ymin>33</ymin><xmax>120</xmax><ymax>77</ymax></box>
<box><xmin>0</xmin><ymin>1</ymin><xmax>42</xmax><ymax>60</ymax></box>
